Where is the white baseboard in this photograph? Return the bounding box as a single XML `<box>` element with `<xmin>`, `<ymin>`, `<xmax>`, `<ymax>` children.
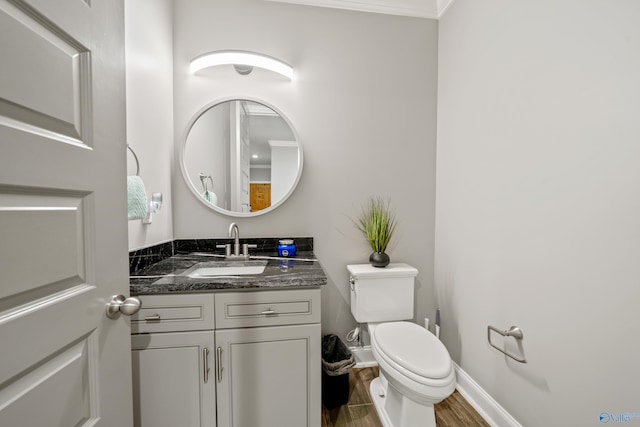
<box><xmin>348</xmin><ymin>347</ymin><xmax>520</xmax><ymax>426</ymax></box>
<box><xmin>453</xmin><ymin>362</ymin><xmax>522</xmax><ymax>427</ymax></box>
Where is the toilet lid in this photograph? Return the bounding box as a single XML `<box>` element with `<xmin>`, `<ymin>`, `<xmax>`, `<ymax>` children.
<box><xmin>373</xmin><ymin>322</ymin><xmax>451</xmax><ymax>379</ymax></box>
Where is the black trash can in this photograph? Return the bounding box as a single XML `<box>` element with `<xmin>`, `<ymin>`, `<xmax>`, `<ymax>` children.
<box><xmin>321</xmin><ymin>334</ymin><xmax>356</xmax><ymax>409</ymax></box>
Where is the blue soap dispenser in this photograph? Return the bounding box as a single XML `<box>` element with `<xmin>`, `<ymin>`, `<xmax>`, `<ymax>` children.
<box><xmin>277</xmin><ymin>239</ymin><xmax>296</xmax><ymax>257</ymax></box>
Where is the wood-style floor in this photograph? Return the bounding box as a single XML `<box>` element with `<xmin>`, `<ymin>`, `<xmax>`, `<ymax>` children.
<box><xmin>321</xmin><ymin>367</ymin><xmax>490</xmax><ymax>427</ymax></box>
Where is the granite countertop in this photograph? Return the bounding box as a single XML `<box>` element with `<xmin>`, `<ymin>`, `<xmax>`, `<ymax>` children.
<box><xmin>130</xmin><ymin>251</ymin><xmax>327</xmax><ymax>295</ymax></box>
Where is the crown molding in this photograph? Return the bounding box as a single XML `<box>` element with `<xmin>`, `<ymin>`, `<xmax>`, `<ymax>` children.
<box><xmin>437</xmin><ymin>0</ymin><xmax>455</xmax><ymax>18</ymax></box>
<box><xmin>264</xmin><ymin>0</ymin><xmax>456</xmax><ymax>20</ymax></box>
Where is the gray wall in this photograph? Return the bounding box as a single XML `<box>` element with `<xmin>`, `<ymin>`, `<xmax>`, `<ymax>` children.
<box><xmin>172</xmin><ymin>0</ymin><xmax>439</xmax><ymax>338</ymax></box>
<box><xmin>436</xmin><ymin>0</ymin><xmax>640</xmax><ymax>425</ymax></box>
<box><xmin>125</xmin><ymin>0</ymin><xmax>175</xmax><ymax>250</ymax></box>
<box><xmin>184</xmin><ymin>103</ymin><xmax>230</xmax><ymax>209</ymax></box>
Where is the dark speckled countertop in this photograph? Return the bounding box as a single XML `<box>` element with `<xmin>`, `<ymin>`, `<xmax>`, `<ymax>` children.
<box><xmin>130</xmin><ymin>251</ymin><xmax>327</xmax><ymax>295</ymax></box>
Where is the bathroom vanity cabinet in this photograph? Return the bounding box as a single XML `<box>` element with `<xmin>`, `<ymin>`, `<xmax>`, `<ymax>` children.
<box><xmin>131</xmin><ymin>294</ymin><xmax>216</xmax><ymax>426</ymax></box>
<box><xmin>130</xmin><ymin>289</ymin><xmax>321</xmax><ymax>427</ymax></box>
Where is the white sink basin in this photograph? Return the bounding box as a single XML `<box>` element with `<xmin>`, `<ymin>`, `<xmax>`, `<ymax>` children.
<box><xmin>183</xmin><ymin>261</ymin><xmax>267</xmax><ymax>278</ymax></box>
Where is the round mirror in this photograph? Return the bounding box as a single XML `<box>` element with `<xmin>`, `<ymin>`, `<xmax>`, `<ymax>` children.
<box><xmin>181</xmin><ymin>99</ymin><xmax>303</xmax><ymax>216</ymax></box>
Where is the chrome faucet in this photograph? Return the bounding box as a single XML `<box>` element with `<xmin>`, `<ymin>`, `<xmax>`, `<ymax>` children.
<box><xmin>229</xmin><ymin>222</ymin><xmax>240</xmax><ymax>257</ymax></box>
<box><xmin>217</xmin><ymin>223</ymin><xmax>257</xmax><ymax>260</ymax></box>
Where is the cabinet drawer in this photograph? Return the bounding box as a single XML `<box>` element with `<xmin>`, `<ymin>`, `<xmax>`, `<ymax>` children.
<box><xmin>215</xmin><ymin>289</ymin><xmax>320</xmax><ymax>329</ymax></box>
<box><xmin>132</xmin><ymin>294</ymin><xmax>215</xmax><ymax>333</ymax></box>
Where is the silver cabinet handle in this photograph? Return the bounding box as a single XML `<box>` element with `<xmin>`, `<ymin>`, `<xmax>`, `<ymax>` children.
<box><xmin>144</xmin><ymin>313</ymin><xmax>161</xmax><ymax>321</ymax></box>
<box><xmin>261</xmin><ymin>309</ymin><xmax>276</xmax><ymax>315</ymax></box>
<box><xmin>203</xmin><ymin>348</ymin><xmax>210</xmax><ymax>383</ymax></box>
<box><xmin>216</xmin><ymin>346</ymin><xmax>223</xmax><ymax>383</ymax></box>
<box><xmin>106</xmin><ymin>295</ymin><xmax>141</xmax><ymax>319</ymax></box>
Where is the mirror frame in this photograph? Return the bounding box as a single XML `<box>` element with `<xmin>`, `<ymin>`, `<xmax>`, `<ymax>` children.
<box><xmin>180</xmin><ymin>97</ymin><xmax>303</xmax><ymax>217</ymax></box>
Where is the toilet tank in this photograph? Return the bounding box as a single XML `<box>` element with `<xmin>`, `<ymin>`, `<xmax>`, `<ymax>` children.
<box><xmin>348</xmin><ymin>263</ymin><xmax>418</xmax><ymax>323</ymax></box>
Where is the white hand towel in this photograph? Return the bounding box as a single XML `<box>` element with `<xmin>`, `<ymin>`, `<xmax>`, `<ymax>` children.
<box><xmin>127</xmin><ymin>176</ymin><xmax>148</xmax><ymax>220</ymax></box>
<box><xmin>203</xmin><ymin>190</ymin><xmax>218</xmax><ymax>206</ymax></box>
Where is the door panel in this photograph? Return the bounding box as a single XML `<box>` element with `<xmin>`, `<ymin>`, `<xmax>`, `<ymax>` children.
<box><xmin>0</xmin><ymin>192</ymin><xmax>86</xmax><ymax>301</ymax></box>
<box><xmin>0</xmin><ymin>336</ymin><xmax>97</xmax><ymax>426</ymax></box>
<box><xmin>249</xmin><ymin>183</ymin><xmax>270</xmax><ymax>212</ymax></box>
<box><xmin>0</xmin><ymin>0</ymin><xmax>131</xmax><ymax>426</ymax></box>
<box><xmin>0</xmin><ymin>0</ymin><xmax>91</xmax><ymax>145</ymax></box>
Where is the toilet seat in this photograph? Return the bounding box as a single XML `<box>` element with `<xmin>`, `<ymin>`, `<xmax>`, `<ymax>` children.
<box><xmin>371</xmin><ymin>322</ymin><xmax>453</xmax><ymax>387</ymax></box>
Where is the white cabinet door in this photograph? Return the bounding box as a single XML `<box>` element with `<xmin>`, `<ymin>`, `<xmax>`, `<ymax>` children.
<box><xmin>132</xmin><ymin>331</ymin><xmax>216</xmax><ymax>427</ymax></box>
<box><xmin>216</xmin><ymin>324</ymin><xmax>321</xmax><ymax>427</ymax></box>
<box><xmin>0</xmin><ymin>1</ymin><xmax>132</xmax><ymax>425</ymax></box>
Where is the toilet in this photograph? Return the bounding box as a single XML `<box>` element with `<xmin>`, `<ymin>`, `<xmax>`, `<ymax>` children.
<box><xmin>348</xmin><ymin>263</ymin><xmax>456</xmax><ymax>427</ymax></box>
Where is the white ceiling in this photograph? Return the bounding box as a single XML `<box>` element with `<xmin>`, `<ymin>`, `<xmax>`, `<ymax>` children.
<box><xmin>263</xmin><ymin>0</ymin><xmax>456</xmax><ymax>19</ymax></box>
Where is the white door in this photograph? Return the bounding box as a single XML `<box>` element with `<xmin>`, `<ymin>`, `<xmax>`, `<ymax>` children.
<box><xmin>0</xmin><ymin>0</ymin><xmax>133</xmax><ymax>426</ymax></box>
<box><xmin>229</xmin><ymin>101</ymin><xmax>250</xmax><ymax>212</ymax></box>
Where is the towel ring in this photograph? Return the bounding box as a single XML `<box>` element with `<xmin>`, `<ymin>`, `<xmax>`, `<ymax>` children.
<box><xmin>127</xmin><ymin>144</ymin><xmax>140</xmax><ymax>176</ymax></box>
<box><xmin>487</xmin><ymin>325</ymin><xmax>527</xmax><ymax>363</ymax></box>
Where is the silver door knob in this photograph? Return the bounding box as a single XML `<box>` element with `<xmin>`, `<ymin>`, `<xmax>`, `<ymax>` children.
<box><xmin>106</xmin><ymin>295</ymin><xmax>142</xmax><ymax>318</ymax></box>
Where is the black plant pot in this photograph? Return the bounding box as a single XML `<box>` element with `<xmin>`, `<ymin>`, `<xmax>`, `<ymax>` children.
<box><xmin>369</xmin><ymin>252</ymin><xmax>390</xmax><ymax>268</ymax></box>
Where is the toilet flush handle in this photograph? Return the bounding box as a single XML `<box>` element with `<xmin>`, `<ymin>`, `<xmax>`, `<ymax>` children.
<box><xmin>349</xmin><ymin>277</ymin><xmax>356</xmax><ymax>291</ymax></box>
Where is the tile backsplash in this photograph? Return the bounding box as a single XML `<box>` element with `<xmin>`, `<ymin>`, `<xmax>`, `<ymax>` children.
<box><xmin>128</xmin><ymin>241</ymin><xmax>173</xmax><ymax>274</ymax></box>
<box><xmin>129</xmin><ymin>237</ymin><xmax>314</xmax><ymax>274</ymax></box>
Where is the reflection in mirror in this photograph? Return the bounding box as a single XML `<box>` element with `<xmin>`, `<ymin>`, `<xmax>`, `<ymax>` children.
<box><xmin>182</xmin><ymin>100</ymin><xmax>302</xmax><ymax>216</ymax></box>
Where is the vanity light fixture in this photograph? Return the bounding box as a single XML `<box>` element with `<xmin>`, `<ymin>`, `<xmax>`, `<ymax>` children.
<box><xmin>190</xmin><ymin>50</ymin><xmax>294</xmax><ymax>80</ymax></box>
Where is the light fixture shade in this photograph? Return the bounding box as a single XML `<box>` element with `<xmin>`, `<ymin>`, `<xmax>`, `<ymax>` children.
<box><xmin>190</xmin><ymin>50</ymin><xmax>294</xmax><ymax>80</ymax></box>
